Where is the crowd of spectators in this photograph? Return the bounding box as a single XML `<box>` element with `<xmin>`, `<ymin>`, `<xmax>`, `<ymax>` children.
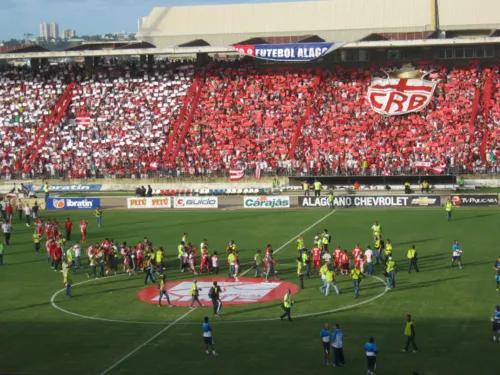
<box><xmin>0</xmin><ymin>60</ymin><xmax>499</xmax><ymax>179</ymax></box>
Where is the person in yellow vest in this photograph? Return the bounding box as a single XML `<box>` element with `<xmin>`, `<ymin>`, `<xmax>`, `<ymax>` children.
<box><xmin>386</xmin><ymin>257</ymin><xmax>397</xmax><ymax>289</ymax></box>
<box><xmin>296</xmin><ymin>236</ymin><xmax>304</xmax><ymax>254</ymax></box>
<box><xmin>445</xmin><ymin>199</ymin><xmax>453</xmax><ymax>221</ymax></box>
<box><xmin>421</xmin><ymin>180</ymin><xmax>429</xmax><ymax>193</ymax></box>
<box><xmin>43</xmin><ymin>182</ymin><xmax>50</xmax><ymax>199</ymax></box>
<box><xmin>228</xmin><ymin>252</ymin><xmax>236</xmax><ymax>279</ymax></box>
<box><xmin>155</xmin><ymin>247</ymin><xmax>164</xmax><ymax>275</ymax></box>
<box><xmin>371</xmin><ymin>221</ymin><xmax>382</xmax><ymax>241</ymax></box>
<box><xmin>407</xmin><ymin>245</ymin><xmax>419</xmax><ymax>273</ymax></box>
<box><xmin>95</xmin><ymin>206</ymin><xmax>103</xmax><ymax>228</ymax></box>
<box><xmin>296</xmin><ymin>257</ymin><xmax>305</xmax><ymax>289</ymax></box>
<box><xmin>226</xmin><ymin>240</ymin><xmax>237</xmax><ymax>254</ymax></box>
<box><xmin>384</xmin><ymin>239</ymin><xmax>393</xmax><ymax>264</ymax></box>
<box><xmin>319</xmin><ymin>262</ymin><xmax>329</xmax><ymax>293</ymax></box>
<box><xmin>314</xmin><ymin>180</ymin><xmax>322</xmax><ymax>197</ymax></box>
<box><xmin>402</xmin><ymin>314</ymin><xmax>418</xmax><ymax>353</ymax></box>
<box><xmin>178</xmin><ymin>241</ymin><xmax>186</xmax><ymax>272</ymax></box>
<box><xmin>350</xmin><ymin>266</ymin><xmax>363</xmax><ymax>298</ymax></box>
<box><xmin>62</xmin><ymin>256</ymin><xmax>72</xmax><ymax>297</ymax></box>
<box><xmin>301</xmin><ymin>249</ymin><xmax>311</xmax><ymax>279</ymax></box>
<box><xmin>280</xmin><ymin>289</ymin><xmax>293</xmax><ymax>321</ymax></box>
<box><xmin>33</xmin><ymin>231</ymin><xmax>41</xmax><ymax>254</ymax></box>
<box><xmin>327</xmin><ymin>191</ymin><xmax>335</xmax><ymax>210</ymax></box>
<box><xmin>303</xmin><ymin>180</ymin><xmax>310</xmax><ymax>196</ymax></box>
<box><xmin>254</xmin><ymin>249</ymin><xmax>264</xmax><ymax>278</ymax></box>
<box><xmin>325</xmin><ymin>265</ymin><xmax>340</xmax><ymax>296</ymax></box>
<box><xmin>404</xmin><ymin>181</ymin><xmax>411</xmax><ymax>194</ymax></box>
<box><xmin>189</xmin><ymin>280</ymin><xmax>203</xmax><ymax>308</ymax></box>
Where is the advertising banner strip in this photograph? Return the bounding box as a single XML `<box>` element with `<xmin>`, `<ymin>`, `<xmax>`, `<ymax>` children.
<box><xmin>298</xmin><ymin>196</ymin><xmax>440</xmax><ymax>208</ymax></box>
<box><xmin>173</xmin><ymin>197</ymin><xmax>218</xmax><ymax>209</ymax></box>
<box><xmin>45</xmin><ymin>198</ymin><xmax>101</xmax><ymax>210</ymax></box>
<box><xmin>127</xmin><ymin>197</ymin><xmax>172</xmax><ymax>209</ymax></box>
<box><xmin>27</xmin><ymin>184</ymin><xmax>103</xmax><ymax>192</ymax></box>
<box><xmin>450</xmin><ymin>194</ymin><xmax>499</xmax><ymax>206</ymax></box>
<box><xmin>231</xmin><ymin>43</ymin><xmax>343</xmax><ymax>62</ymax></box>
<box><xmin>243</xmin><ymin>196</ymin><xmax>290</xmax><ymax>208</ymax></box>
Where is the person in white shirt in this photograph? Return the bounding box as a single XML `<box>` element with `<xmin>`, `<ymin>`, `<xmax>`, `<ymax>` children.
<box><xmin>24</xmin><ymin>204</ymin><xmax>31</xmax><ymax>227</ymax></box>
<box><xmin>73</xmin><ymin>243</ymin><xmax>82</xmax><ymax>270</ymax></box>
<box><xmin>364</xmin><ymin>246</ymin><xmax>374</xmax><ymax>276</ymax></box>
<box><xmin>2</xmin><ymin>221</ymin><xmax>12</xmax><ymax>245</ymax></box>
<box><xmin>17</xmin><ymin>201</ymin><xmax>23</xmax><ymax>222</ymax></box>
<box><xmin>322</xmin><ymin>250</ymin><xmax>332</xmax><ymax>264</ymax></box>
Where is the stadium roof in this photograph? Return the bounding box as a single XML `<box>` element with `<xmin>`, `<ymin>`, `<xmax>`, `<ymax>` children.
<box><xmin>137</xmin><ymin>0</ymin><xmax>500</xmax><ymax>48</ymax></box>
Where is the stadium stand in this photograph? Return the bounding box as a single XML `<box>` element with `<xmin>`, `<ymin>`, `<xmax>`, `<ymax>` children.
<box><xmin>0</xmin><ymin>61</ymin><xmax>499</xmax><ymax>178</ymax></box>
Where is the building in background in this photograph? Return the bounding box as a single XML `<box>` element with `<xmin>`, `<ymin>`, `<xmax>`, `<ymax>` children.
<box><xmin>63</xmin><ymin>30</ymin><xmax>76</xmax><ymax>39</ymax></box>
<box><xmin>137</xmin><ymin>16</ymin><xmax>148</xmax><ymax>32</ymax></box>
<box><xmin>39</xmin><ymin>23</ymin><xmax>59</xmax><ymax>40</ymax></box>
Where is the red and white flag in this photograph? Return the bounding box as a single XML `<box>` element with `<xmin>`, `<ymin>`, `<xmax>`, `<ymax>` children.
<box><xmin>229</xmin><ymin>169</ymin><xmax>244</xmax><ymax>181</ymax></box>
<box><xmin>254</xmin><ymin>166</ymin><xmax>261</xmax><ymax>180</ymax></box>
<box><xmin>76</xmin><ymin>116</ymin><xmax>91</xmax><ymax>127</ymax></box>
<box><xmin>414</xmin><ymin>161</ymin><xmax>446</xmax><ymax>174</ymax></box>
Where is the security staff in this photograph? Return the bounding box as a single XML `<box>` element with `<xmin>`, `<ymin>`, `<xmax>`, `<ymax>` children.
<box><xmin>402</xmin><ymin>314</ymin><xmax>418</xmax><ymax>353</ymax></box>
<box><xmin>43</xmin><ymin>182</ymin><xmax>50</xmax><ymax>199</ymax></box>
<box><xmin>386</xmin><ymin>257</ymin><xmax>397</xmax><ymax>289</ymax></box>
<box><xmin>94</xmin><ymin>206</ymin><xmax>103</xmax><ymax>228</ymax></box>
<box><xmin>303</xmin><ymin>180</ymin><xmax>310</xmax><ymax>196</ymax></box>
<box><xmin>445</xmin><ymin>199</ymin><xmax>453</xmax><ymax>221</ymax></box>
<box><xmin>407</xmin><ymin>245</ymin><xmax>419</xmax><ymax>273</ymax></box>
<box><xmin>384</xmin><ymin>239</ymin><xmax>393</xmax><ymax>264</ymax></box>
<box><xmin>273</xmin><ymin>178</ymin><xmax>280</xmax><ymax>189</ymax></box>
<box><xmin>404</xmin><ymin>181</ymin><xmax>411</xmax><ymax>194</ymax></box>
<box><xmin>254</xmin><ymin>249</ymin><xmax>264</xmax><ymax>277</ymax></box>
<box><xmin>325</xmin><ymin>265</ymin><xmax>340</xmax><ymax>296</ymax></box>
<box><xmin>189</xmin><ymin>280</ymin><xmax>203</xmax><ymax>308</ymax></box>
<box><xmin>421</xmin><ymin>180</ymin><xmax>429</xmax><ymax>193</ymax></box>
<box><xmin>33</xmin><ymin>231</ymin><xmax>41</xmax><ymax>254</ymax></box>
<box><xmin>280</xmin><ymin>289</ymin><xmax>293</xmax><ymax>321</ymax></box>
<box><xmin>301</xmin><ymin>249</ymin><xmax>311</xmax><ymax>279</ymax></box>
<box><xmin>209</xmin><ymin>281</ymin><xmax>222</xmax><ymax>316</ymax></box>
<box><xmin>155</xmin><ymin>247</ymin><xmax>164</xmax><ymax>275</ymax></box>
<box><xmin>327</xmin><ymin>191</ymin><xmax>334</xmax><ymax>209</ymax></box>
<box><xmin>296</xmin><ymin>257</ymin><xmax>305</xmax><ymax>289</ymax></box>
<box><xmin>178</xmin><ymin>241</ymin><xmax>185</xmax><ymax>271</ymax></box>
<box><xmin>314</xmin><ymin>180</ymin><xmax>322</xmax><ymax>197</ymax></box>
<box><xmin>350</xmin><ymin>267</ymin><xmax>363</xmax><ymax>298</ymax></box>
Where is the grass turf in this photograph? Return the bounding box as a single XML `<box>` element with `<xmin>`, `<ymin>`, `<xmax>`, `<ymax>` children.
<box><xmin>0</xmin><ymin>207</ymin><xmax>499</xmax><ymax>375</ymax></box>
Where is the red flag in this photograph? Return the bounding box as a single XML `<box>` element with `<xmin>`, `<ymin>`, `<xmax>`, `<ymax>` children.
<box><xmin>76</xmin><ymin>116</ymin><xmax>91</xmax><ymax>127</ymax></box>
<box><xmin>229</xmin><ymin>169</ymin><xmax>244</xmax><ymax>181</ymax></box>
<box><xmin>480</xmin><ymin>130</ymin><xmax>489</xmax><ymax>164</ymax></box>
<box><xmin>468</xmin><ymin>87</ymin><xmax>480</xmax><ymax>140</ymax></box>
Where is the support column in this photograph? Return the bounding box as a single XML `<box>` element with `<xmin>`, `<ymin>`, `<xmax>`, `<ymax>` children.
<box><xmin>147</xmin><ymin>54</ymin><xmax>154</xmax><ymax>70</ymax></box>
<box><xmin>31</xmin><ymin>58</ymin><xmax>40</xmax><ymax>73</ymax></box>
<box><xmin>85</xmin><ymin>56</ymin><xmax>93</xmax><ymax>71</ymax></box>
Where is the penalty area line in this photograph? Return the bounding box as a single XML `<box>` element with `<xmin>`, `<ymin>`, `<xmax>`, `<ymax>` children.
<box><xmin>98</xmin><ymin>308</ymin><xmax>195</xmax><ymax>375</ymax></box>
<box><xmin>241</xmin><ymin>210</ymin><xmax>336</xmax><ymax>277</ymax></box>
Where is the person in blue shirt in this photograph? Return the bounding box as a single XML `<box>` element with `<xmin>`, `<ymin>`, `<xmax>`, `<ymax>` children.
<box><xmin>364</xmin><ymin>336</ymin><xmax>377</xmax><ymax>375</ymax></box>
<box><xmin>494</xmin><ymin>257</ymin><xmax>500</xmax><ymax>291</ymax></box>
<box><xmin>202</xmin><ymin>317</ymin><xmax>218</xmax><ymax>356</ymax></box>
<box><xmin>319</xmin><ymin>323</ymin><xmax>331</xmax><ymax>366</ymax></box>
<box><xmin>331</xmin><ymin>324</ymin><xmax>345</xmax><ymax>367</ymax></box>
<box><xmin>451</xmin><ymin>240</ymin><xmax>463</xmax><ymax>269</ymax></box>
<box><xmin>492</xmin><ymin>305</ymin><xmax>500</xmax><ymax>342</ymax></box>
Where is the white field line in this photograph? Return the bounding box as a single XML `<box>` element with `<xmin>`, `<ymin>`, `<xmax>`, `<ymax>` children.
<box><xmin>240</xmin><ymin>210</ymin><xmax>336</xmax><ymax>276</ymax></box>
<box><xmin>98</xmin><ymin>308</ymin><xmax>195</xmax><ymax>375</ymax></box>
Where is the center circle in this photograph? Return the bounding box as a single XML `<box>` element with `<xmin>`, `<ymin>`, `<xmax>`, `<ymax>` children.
<box><xmin>137</xmin><ymin>277</ymin><xmax>300</xmax><ymax>307</ymax></box>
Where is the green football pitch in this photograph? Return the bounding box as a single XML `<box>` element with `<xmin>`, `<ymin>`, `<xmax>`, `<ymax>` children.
<box><xmin>0</xmin><ymin>207</ymin><xmax>499</xmax><ymax>375</ymax></box>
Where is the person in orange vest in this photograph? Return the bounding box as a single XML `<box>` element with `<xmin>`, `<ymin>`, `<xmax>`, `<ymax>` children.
<box><xmin>341</xmin><ymin>250</ymin><xmax>350</xmax><ymax>275</ymax></box>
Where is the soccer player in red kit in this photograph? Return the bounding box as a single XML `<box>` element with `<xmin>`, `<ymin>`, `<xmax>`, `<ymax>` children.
<box><xmin>200</xmin><ymin>248</ymin><xmax>210</xmax><ymax>274</ymax></box>
<box><xmin>311</xmin><ymin>244</ymin><xmax>322</xmax><ymax>274</ymax></box>
<box><xmin>334</xmin><ymin>246</ymin><xmax>343</xmax><ymax>267</ymax></box>
<box><xmin>352</xmin><ymin>244</ymin><xmax>363</xmax><ymax>269</ymax></box>
<box><xmin>65</xmin><ymin>218</ymin><xmax>72</xmax><ymax>241</ymax></box>
<box><xmin>45</xmin><ymin>219</ymin><xmax>53</xmax><ymax>239</ymax></box>
<box><xmin>80</xmin><ymin>219</ymin><xmax>88</xmax><ymax>243</ymax></box>
<box><xmin>341</xmin><ymin>250</ymin><xmax>350</xmax><ymax>275</ymax></box>
<box><xmin>52</xmin><ymin>219</ymin><xmax>60</xmax><ymax>238</ymax></box>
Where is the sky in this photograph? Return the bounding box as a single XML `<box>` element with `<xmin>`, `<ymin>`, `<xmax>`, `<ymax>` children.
<box><xmin>0</xmin><ymin>0</ymin><xmax>311</xmax><ymax>41</ymax></box>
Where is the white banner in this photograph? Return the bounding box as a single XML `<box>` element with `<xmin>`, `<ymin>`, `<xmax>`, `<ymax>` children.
<box><xmin>243</xmin><ymin>196</ymin><xmax>290</xmax><ymax>208</ymax></box>
<box><xmin>173</xmin><ymin>197</ymin><xmax>218</xmax><ymax>209</ymax></box>
<box><xmin>127</xmin><ymin>197</ymin><xmax>171</xmax><ymax>209</ymax></box>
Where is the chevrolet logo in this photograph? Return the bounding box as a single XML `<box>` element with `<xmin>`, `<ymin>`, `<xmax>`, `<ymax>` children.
<box><xmin>411</xmin><ymin>197</ymin><xmax>436</xmax><ymax>206</ymax></box>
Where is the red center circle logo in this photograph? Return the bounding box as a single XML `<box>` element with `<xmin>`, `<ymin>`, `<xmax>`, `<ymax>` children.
<box><xmin>137</xmin><ymin>277</ymin><xmax>300</xmax><ymax>307</ymax></box>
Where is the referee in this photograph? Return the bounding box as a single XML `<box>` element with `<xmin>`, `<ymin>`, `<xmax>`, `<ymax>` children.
<box><xmin>209</xmin><ymin>281</ymin><xmax>222</xmax><ymax>316</ymax></box>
